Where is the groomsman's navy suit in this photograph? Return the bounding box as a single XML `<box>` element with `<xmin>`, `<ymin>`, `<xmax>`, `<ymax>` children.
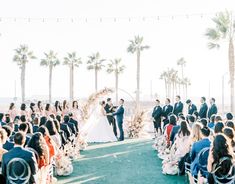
<box><xmin>162</xmin><ymin>105</ymin><xmax>173</xmax><ymax>119</ymax></box>
<box><xmin>152</xmin><ymin>105</ymin><xmax>162</xmax><ymax>129</ymax></box>
<box><xmin>173</xmin><ymin>101</ymin><xmax>183</xmax><ymax>116</ymax></box>
<box><xmin>113</xmin><ymin>105</ymin><xmax>125</xmax><ymax>141</ymax></box>
<box><xmin>199</xmin><ymin>103</ymin><xmax>208</xmax><ymax>119</ymax></box>
<box><xmin>207</xmin><ymin>104</ymin><xmax>218</xmax><ymax>119</ymax></box>
<box><xmin>2</xmin><ymin>146</ymin><xmax>38</xmax><ymax>184</ymax></box>
<box><xmin>188</xmin><ymin>104</ymin><xmax>197</xmax><ymax>115</ymax></box>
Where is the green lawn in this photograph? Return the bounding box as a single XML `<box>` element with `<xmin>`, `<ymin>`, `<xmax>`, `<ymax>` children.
<box><xmin>57</xmin><ymin>138</ymin><xmax>185</xmax><ymax>184</ymax></box>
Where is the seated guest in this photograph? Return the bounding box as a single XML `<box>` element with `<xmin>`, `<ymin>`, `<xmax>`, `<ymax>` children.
<box><xmin>63</xmin><ymin>115</ymin><xmax>76</xmax><ymax>136</ymax></box>
<box><xmin>193</xmin><ymin>111</ymin><xmax>199</xmax><ymax>121</ymax></box>
<box><xmin>164</xmin><ymin>114</ymin><xmax>177</xmax><ymax>147</ymax></box>
<box><xmin>57</xmin><ymin>115</ymin><xmax>72</xmax><ymax>140</ymax></box>
<box><xmin>13</xmin><ymin>116</ymin><xmax>20</xmax><ymax>132</ymax></box>
<box><xmin>190</xmin><ymin>126</ymin><xmax>211</xmax><ymax>173</ymax></box>
<box><xmin>199</xmin><ymin>118</ymin><xmax>208</xmax><ymax>128</ymax></box>
<box><xmin>26</xmin><ymin>122</ymin><xmax>33</xmax><ymax>138</ymax></box>
<box><xmin>170</xmin><ymin>115</ymin><xmax>184</xmax><ymax>145</ymax></box>
<box><xmin>207</xmin><ymin>134</ymin><xmax>235</xmax><ymax>184</ymax></box>
<box><xmin>69</xmin><ymin>113</ymin><xmax>79</xmax><ymax>133</ymax></box>
<box><xmin>45</xmin><ymin>120</ymin><xmax>61</xmax><ymax>148</ymax></box>
<box><xmin>208</xmin><ymin>114</ymin><xmax>216</xmax><ymax>129</ymax></box>
<box><xmin>187</xmin><ymin>115</ymin><xmax>196</xmax><ymax>128</ymax></box>
<box><xmin>174</xmin><ymin>120</ymin><xmax>191</xmax><ymax>159</ymax></box>
<box><xmin>27</xmin><ymin>132</ymin><xmax>49</xmax><ymax>169</ymax></box>
<box><xmin>2</xmin><ymin>126</ymin><xmax>14</xmax><ymax>151</ymax></box>
<box><xmin>0</xmin><ymin>128</ymin><xmax>7</xmax><ymax>183</ymax></box>
<box><xmin>226</xmin><ymin>121</ymin><xmax>235</xmax><ymax>131</ymax></box>
<box><xmin>186</xmin><ymin>99</ymin><xmax>197</xmax><ymax>115</ymax></box>
<box><xmin>32</xmin><ymin>117</ymin><xmax>40</xmax><ymax>133</ymax></box>
<box><xmin>18</xmin><ymin>123</ymin><xmax>30</xmax><ymax>145</ymax></box>
<box><xmin>1</xmin><ymin>132</ymin><xmax>38</xmax><ymax>184</ymax></box>
<box><xmin>20</xmin><ymin>115</ymin><xmax>27</xmax><ymax>124</ymax></box>
<box><xmin>225</xmin><ymin>112</ymin><xmax>233</xmax><ymax>123</ymax></box>
<box><xmin>198</xmin><ymin>97</ymin><xmax>208</xmax><ymax>119</ymax></box>
<box><xmin>214</xmin><ymin>115</ymin><xmax>222</xmax><ymax>124</ymax></box>
<box><xmin>40</xmin><ymin>116</ymin><xmax>47</xmax><ymax>126</ymax></box>
<box><xmin>0</xmin><ymin>113</ymin><xmax>6</xmax><ymax>127</ymax></box>
<box><xmin>214</xmin><ymin>122</ymin><xmax>224</xmax><ymax>135</ymax></box>
<box><xmin>223</xmin><ymin>127</ymin><xmax>235</xmax><ymax>152</ymax></box>
<box><xmin>53</xmin><ymin>119</ymin><xmax>67</xmax><ymax>146</ymax></box>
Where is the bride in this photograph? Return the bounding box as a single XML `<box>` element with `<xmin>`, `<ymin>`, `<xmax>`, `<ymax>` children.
<box><xmin>81</xmin><ymin>101</ymin><xmax>117</xmax><ymax>143</ymax></box>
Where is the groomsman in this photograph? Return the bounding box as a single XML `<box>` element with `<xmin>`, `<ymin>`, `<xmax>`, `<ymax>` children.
<box><xmin>198</xmin><ymin>97</ymin><xmax>208</xmax><ymax>119</ymax></box>
<box><xmin>173</xmin><ymin>95</ymin><xmax>183</xmax><ymax>116</ymax></box>
<box><xmin>152</xmin><ymin>99</ymin><xmax>163</xmax><ymax>135</ymax></box>
<box><xmin>208</xmin><ymin>98</ymin><xmax>218</xmax><ymax>119</ymax></box>
<box><xmin>186</xmin><ymin>99</ymin><xmax>197</xmax><ymax>115</ymax></box>
<box><xmin>162</xmin><ymin>98</ymin><xmax>173</xmax><ymax>127</ymax></box>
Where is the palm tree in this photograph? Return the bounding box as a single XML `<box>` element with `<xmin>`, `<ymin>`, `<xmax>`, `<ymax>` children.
<box><xmin>107</xmin><ymin>58</ymin><xmax>125</xmax><ymax>103</ymax></box>
<box><xmin>182</xmin><ymin>77</ymin><xmax>191</xmax><ymax>99</ymax></box>
<box><xmin>13</xmin><ymin>45</ymin><xmax>36</xmax><ymax>102</ymax></box>
<box><xmin>64</xmin><ymin>52</ymin><xmax>82</xmax><ymax>102</ymax></box>
<box><xmin>87</xmin><ymin>52</ymin><xmax>105</xmax><ymax>91</ymax></box>
<box><xmin>160</xmin><ymin>71</ymin><xmax>168</xmax><ymax>98</ymax></box>
<box><xmin>177</xmin><ymin>57</ymin><xmax>186</xmax><ymax>79</ymax></box>
<box><xmin>127</xmin><ymin>35</ymin><xmax>149</xmax><ymax>107</ymax></box>
<box><xmin>40</xmin><ymin>50</ymin><xmax>60</xmax><ymax>103</ymax></box>
<box><xmin>205</xmin><ymin>11</ymin><xmax>235</xmax><ymax>112</ymax></box>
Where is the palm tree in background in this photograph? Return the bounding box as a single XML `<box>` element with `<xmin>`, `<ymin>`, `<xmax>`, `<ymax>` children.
<box><xmin>13</xmin><ymin>45</ymin><xmax>36</xmax><ymax>102</ymax></box>
<box><xmin>64</xmin><ymin>52</ymin><xmax>82</xmax><ymax>102</ymax></box>
<box><xmin>40</xmin><ymin>50</ymin><xmax>60</xmax><ymax>103</ymax></box>
<box><xmin>177</xmin><ymin>57</ymin><xmax>186</xmax><ymax>98</ymax></box>
<box><xmin>127</xmin><ymin>35</ymin><xmax>149</xmax><ymax>107</ymax></box>
<box><xmin>205</xmin><ymin>11</ymin><xmax>235</xmax><ymax>112</ymax></box>
<box><xmin>182</xmin><ymin>77</ymin><xmax>191</xmax><ymax>99</ymax></box>
<box><xmin>87</xmin><ymin>52</ymin><xmax>105</xmax><ymax>91</ymax></box>
<box><xmin>107</xmin><ymin>58</ymin><xmax>125</xmax><ymax>103</ymax></box>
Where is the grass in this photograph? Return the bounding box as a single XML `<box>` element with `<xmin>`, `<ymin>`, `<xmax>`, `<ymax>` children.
<box><xmin>57</xmin><ymin>138</ymin><xmax>184</xmax><ymax>184</ymax></box>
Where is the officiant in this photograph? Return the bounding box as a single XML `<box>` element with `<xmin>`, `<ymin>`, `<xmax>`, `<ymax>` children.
<box><xmin>105</xmin><ymin>98</ymin><xmax>117</xmax><ymax>137</ymax></box>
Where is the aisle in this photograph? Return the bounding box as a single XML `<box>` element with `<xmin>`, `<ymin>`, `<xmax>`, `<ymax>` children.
<box><xmin>57</xmin><ymin>139</ymin><xmax>184</xmax><ymax>184</ymax></box>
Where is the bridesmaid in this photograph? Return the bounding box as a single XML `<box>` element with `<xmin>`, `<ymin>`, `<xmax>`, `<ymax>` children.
<box><xmin>54</xmin><ymin>101</ymin><xmax>62</xmax><ymax>116</ymax></box>
<box><xmin>7</xmin><ymin>103</ymin><xmax>17</xmax><ymax>122</ymax></box>
<box><xmin>62</xmin><ymin>100</ymin><xmax>70</xmax><ymax>116</ymax></box>
<box><xmin>44</xmin><ymin>104</ymin><xmax>52</xmax><ymax>118</ymax></box>
<box><xmin>36</xmin><ymin>101</ymin><xmax>44</xmax><ymax>116</ymax></box>
<box><xmin>71</xmin><ymin>100</ymin><xmax>82</xmax><ymax>122</ymax></box>
<box><xmin>29</xmin><ymin>103</ymin><xmax>36</xmax><ymax>118</ymax></box>
<box><xmin>20</xmin><ymin>103</ymin><xmax>29</xmax><ymax>118</ymax></box>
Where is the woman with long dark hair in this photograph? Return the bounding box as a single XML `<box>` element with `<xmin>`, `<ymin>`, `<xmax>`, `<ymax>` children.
<box><xmin>44</xmin><ymin>104</ymin><xmax>52</xmax><ymax>118</ymax></box>
<box><xmin>71</xmin><ymin>100</ymin><xmax>82</xmax><ymax>123</ymax></box>
<box><xmin>62</xmin><ymin>100</ymin><xmax>70</xmax><ymax>116</ymax></box>
<box><xmin>207</xmin><ymin>134</ymin><xmax>235</xmax><ymax>183</ymax></box>
<box><xmin>224</xmin><ymin>127</ymin><xmax>235</xmax><ymax>152</ymax></box>
<box><xmin>45</xmin><ymin>120</ymin><xmax>61</xmax><ymax>148</ymax></box>
<box><xmin>36</xmin><ymin>101</ymin><xmax>44</xmax><ymax>116</ymax></box>
<box><xmin>54</xmin><ymin>101</ymin><xmax>62</xmax><ymax>115</ymax></box>
<box><xmin>20</xmin><ymin>103</ymin><xmax>28</xmax><ymax>117</ymax></box>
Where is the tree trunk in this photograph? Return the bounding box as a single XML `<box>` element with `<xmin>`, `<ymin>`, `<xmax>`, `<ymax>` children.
<box><xmin>115</xmin><ymin>71</ymin><xmax>118</xmax><ymax>104</ymax></box>
<box><xmin>49</xmin><ymin>65</ymin><xmax>53</xmax><ymax>103</ymax></box>
<box><xmin>21</xmin><ymin>63</ymin><xmax>26</xmax><ymax>102</ymax></box>
<box><xmin>70</xmin><ymin>64</ymin><xmax>74</xmax><ymax>102</ymax></box>
<box><xmin>136</xmin><ymin>50</ymin><xmax>140</xmax><ymax>108</ymax></box>
<box><xmin>229</xmin><ymin>38</ymin><xmax>235</xmax><ymax>113</ymax></box>
<box><xmin>95</xmin><ymin>69</ymin><xmax>98</xmax><ymax>92</ymax></box>
<box><xmin>185</xmin><ymin>84</ymin><xmax>188</xmax><ymax>100</ymax></box>
<box><xmin>164</xmin><ymin>79</ymin><xmax>167</xmax><ymax>98</ymax></box>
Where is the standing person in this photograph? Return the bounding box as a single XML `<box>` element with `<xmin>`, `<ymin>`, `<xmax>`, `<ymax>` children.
<box><xmin>186</xmin><ymin>99</ymin><xmax>197</xmax><ymax>115</ymax></box>
<box><xmin>173</xmin><ymin>95</ymin><xmax>184</xmax><ymax>116</ymax></box>
<box><xmin>104</xmin><ymin>98</ymin><xmax>117</xmax><ymax>137</ymax></box>
<box><xmin>198</xmin><ymin>97</ymin><xmax>208</xmax><ymax>119</ymax></box>
<box><xmin>44</xmin><ymin>104</ymin><xmax>52</xmax><ymax>118</ymax></box>
<box><xmin>112</xmin><ymin>99</ymin><xmax>125</xmax><ymax>141</ymax></box>
<box><xmin>8</xmin><ymin>103</ymin><xmax>17</xmax><ymax>122</ymax></box>
<box><xmin>20</xmin><ymin>103</ymin><xmax>28</xmax><ymax>118</ymax></box>
<box><xmin>54</xmin><ymin>101</ymin><xmax>62</xmax><ymax>116</ymax></box>
<box><xmin>62</xmin><ymin>100</ymin><xmax>70</xmax><ymax>116</ymax></box>
<box><xmin>1</xmin><ymin>132</ymin><xmax>38</xmax><ymax>184</ymax></box>
<box><xmin>152</xmin><ymin>99</ymin><xmax>163</xmax><ymax>135</ymax></box>
<box><xmin>71</xmin><ymin>100</ymin><xmax>83</xmax><ymax>125</ymax></box>
<box><xmin>162</xmin><ymin>98</ymin><xmax>173</xmax><ymax>127</ymax></box>
<box><xmin>36</xmin><ymin>101</ymin><xmax>44</xmax><ymax>116</ymax></box>
<box><xmin>207</xmin><ymin>98</ymin><xmax>218</xmax><ymax>119</ymax></box>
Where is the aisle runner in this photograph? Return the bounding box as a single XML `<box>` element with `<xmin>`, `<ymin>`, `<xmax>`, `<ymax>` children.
<box><xmin>57</xmin><ymin>139</ymin><xmax>184</xmax><ymax>184</ymax></box>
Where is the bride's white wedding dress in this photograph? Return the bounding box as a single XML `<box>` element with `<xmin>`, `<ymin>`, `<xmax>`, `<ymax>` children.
<box><xmin>81</xmin><ymin>106</ymin><xmax>117</xmax><ymax>143</ymax></box>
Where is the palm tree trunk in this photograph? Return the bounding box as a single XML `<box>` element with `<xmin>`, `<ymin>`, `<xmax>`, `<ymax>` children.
<box><xmin>115</xmin><ymin>71</ymin><xmax>118</xmax><ymax>104</ymax></box>
<box><xmin>49</xmin><ymin>65</ymin><xmax>53</xmax><ymax>103</ymax></box>
<box><xmin>185</xmin><ymin>84</ymin><xmax>188</xmax><ymax>100</ymax></box>
<box><xmin>164</xmin><ymin>79</ymin><xmax>167</xmax><ymax>98</ymax></box>
<box><xmin>70</xmin><ymin>64</ymin><xmax>74</xmax><ymax>102</ymax></box>
<box><xmin>21</xmin><ymin>63</ymin><xmax>26</xmax><ymax>102</ymax></box>
<box><xmin>95</xmin><ymin>69</ymin><xmax>98</xmax><ymax>92</ymax></box>
<box><xmin>136</xmin><ymin>50</ymin><xmax>140</xmax><ymax>107</ymax></box>
<box><xmin>229</xmin><ymin>38</ymin><xmax>235</xmax><ymax>113</ymax></box>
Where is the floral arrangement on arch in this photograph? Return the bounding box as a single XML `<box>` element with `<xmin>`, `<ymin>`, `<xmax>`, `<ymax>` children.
<box><xmin>81</xmin><ymin>87</ymin><xmax>114</xmax><ymax>121</ymax></box>
<box><xmin>127</xmin><ymin>109</ymin><xmax>147</xmax><ymax>138</ymax></box>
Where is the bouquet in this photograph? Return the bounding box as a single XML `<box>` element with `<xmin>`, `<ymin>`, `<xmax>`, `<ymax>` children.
<box><xmin>54</xmin><ymin>150</ymin><xmax>73</xmax><ymax>176</ymax></box>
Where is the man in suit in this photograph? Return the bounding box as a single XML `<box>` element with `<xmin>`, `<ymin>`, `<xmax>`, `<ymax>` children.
<box><xmin>186</xmin><ymin>99</ymin><xmax>197</xmax><ymax>115</ymax></box>
<box><xmin>63</xmin><ymin>115</ymin><xmax>77</xmax><ymax>135</ymax></box>
<box><xmin>152</xmin><ymin>99</ymin><xmax>163</xmax><ymax>135</ymax></box>
<box><xmin>18</xmin><ymin>123</ymin><xmax>30</xmax><ymax>146</ymax></box>
<box><xmin>207</xmin><ymin>98</ymin><xmax>218</xmax><ymax>119</ymax></box>
<box><xmin>0</xmin><ymin>113</ymin><xmax>6</xmax><ymax>126</ymax></box>
<box><xmin>2</xmin><ymin>125</ymin><xmax>14</xmax><ymax>151</ymax></box>
<box><xmin>162</xmin><ymin>98</ymin><xmax>173</xmax><ymax>127</ymax></box>
<box><xmin>198</xmin><ymin>97</ymin><xmax>208</xmax><ymax>119</ymax></box>
<box><xmin>2</xmin><ymin>132</ymin><xmax>38</xmax><ymax>184</ymax></box>
<box><xmin>104</xmin><ymin>98</ymin><xmax>117</xmax><ymax>137</ymax></box>
<box><xmin>59</xmin><ymin>115</ymin><xmax>72</xmax><ymax>141</ymax></box>
<box><xmin>112</xmin><ymin>99</ymin><xmax>125</xmax><ymax>141</ymax></box>
<box><xmin>68</xmin><ymin>113</ymin><xmax>79</xmax><ymax>133</ymax></box>
<box><xmin>173</xmin><ymin>95</ymin><xmax>184</xmax><ymax>116</ymax></box>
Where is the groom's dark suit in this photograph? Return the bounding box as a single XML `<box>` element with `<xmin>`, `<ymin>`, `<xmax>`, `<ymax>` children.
<box><xmin>113</xmin><ymin>105</ymin><xmax>124</xmax><ymax>141</ymax></box>
<box><xmin>104</xmin><ymin>104</ymin><xmax>117</xmax><ymax>137</ymax></box>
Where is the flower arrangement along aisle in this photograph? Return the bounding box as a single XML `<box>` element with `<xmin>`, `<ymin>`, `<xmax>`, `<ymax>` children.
<box><xmin>81</xmin><ymin>88</ymin><xmax>114</xmax><ymax>121</ymax></box>
<box><xmin>127</xmin><ymin>109</ymin><xmax>147</xmax><ymax>138</ymax></box>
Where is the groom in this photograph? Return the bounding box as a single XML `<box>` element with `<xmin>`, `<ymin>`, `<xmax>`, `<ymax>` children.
<box><xmin>112</xmin><ymin>99</ymin><xmax>125</xmax><ymax>141</ymax></box>
<box><xmin>104</xmin><ymin>98</ymin><xmax>117</xmax><ymax>137</ymax></box>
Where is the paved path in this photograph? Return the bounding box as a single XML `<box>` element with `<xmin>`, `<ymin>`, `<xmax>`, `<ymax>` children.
<box><xmin>57</xmin><ymin>138</ymin><xmax>184</xmax><ymax>184</ymax></box>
